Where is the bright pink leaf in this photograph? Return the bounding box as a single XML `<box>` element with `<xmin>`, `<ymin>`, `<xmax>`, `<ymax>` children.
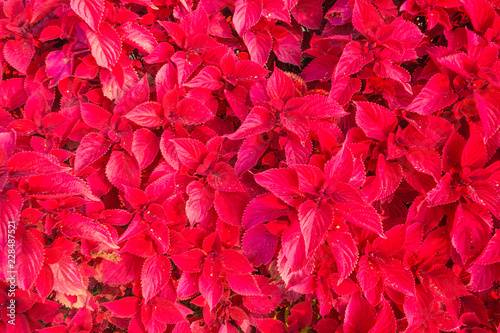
<box><xmin>71</xmin><ymin>0</ymin><xmax>104</xmax><ymax>32</ymax></box>
<box><xmin>355</xmin><ymin>102</ymin><xmax>397</xmax><ymax>141</ymax></box>
<box><xmin>141</xmin><ymin>255</ymin><xmax>172</xmax><ymax>303</ymax></box>
<box><xmin>105</xmin><ymin>150</ymin><xmax>141</xmax><ymax>190</ymax></box>
<box><xmin>85</xmin><ymin>21</ymin><xmax>121</xmax><ymax>69</ymax></box>
<box><xmin>298</xmin><ymin>200</ymin><xmax>333</xmax><ymax>256</ymax></box>
<box><xmin>125</xmin><ymin>102</ymin><xmax>164</xmax><ymax>127</ymax></box>
<box><xmin>233</xmin><ymin>0</ymin><xmax>262</xmax><ymax>35</ymax></box>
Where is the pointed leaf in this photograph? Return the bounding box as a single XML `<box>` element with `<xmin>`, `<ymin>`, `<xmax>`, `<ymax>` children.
<box><xmin>355</xmin><ymin>102</ymin><xmax>397</xmax><ymax>141</ymax></box>
<box><xmin>85</xmin><ymin>21</ymin><xmax>121</xmax><ymax>69</ymax></box>
<box><xmin>254</xmin><ymin>168</ymin><xmax>302</xmax><ymax>206</ymax></box>
<box><xmin>105</xmin><ymin>150</ymin><xmax>141</xmax><ymax>190</ymax></box>
<box><xmin>141</xmin><ymin>255</ymin><xmax>172</xmax><ymax>303</ymax></box>
<box><xmin>71</xmin><ymin>0</ymin><xmax>104</xmax><ymax>32</ymax></box>
<box><xmin>406</xmin><ymin>74</ymin><xmax>458</xmax><ymax>115</ymax></box>
<box><xmin>226</xmin><ymin>106</ymin><xmax>275</xmax><ymax>140</ymax></box>
<box><xmin>233</xmin><ymin>0</ymin><xmax>262</xmax><ymax>35</ymax></box>
<box><xmin>299</xmin><ymin>200</ymin><xmax>333</xmax><ymax>256</ymax></box>
<box><xmin>75</xmin><ymin>133</ymin><xmax>112</xmax><ymax>174</ymax></box>
<box><xmin>101</xmin><ymin>297</ymin><xmax>141</xmax><ymax>318</ymax></box>
<box><xmin>125</xmin><ymin>102</ymin><xmax>164</xmax><ymax>127</ymax></box>
<box><xmin>8</xmin><ymin>152</ymin><xmax>70</xmax><ymax>179</ymax></box>
<box><xmin>327</xmin><ymin>231</ymin><xmax>358</xmax><ymax>283</ymax></box>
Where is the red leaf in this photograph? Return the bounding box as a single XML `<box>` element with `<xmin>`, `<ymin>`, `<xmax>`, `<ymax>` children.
<box><xmin>418</xmin><ymin>265</ymin><xmax>469</xmax><ymax>300</ymax></box>
<box><xmin>132</xmin><ymin>129</ymin><xmax>159</xmax><ymax>170</ymax></box>
<box><xmin>71</xmin><ymin>0</ymin><xmax>104</xmax><ymax>32</ymax></box>
<box><xmin>378</xmin><ymin>258</ymin><xmax>416</xmax><ymax>296</ymax></box>
<box><xmin>22</xmin><ymin>173</ymin><xmax>99</xmax><ymax>201</ymax></box>
<box><xmin>242</xmin><ymin>223</ymin><xmax>279</xmax><ymax>266</ymax></box>
<box><xmin>369</xmin><ymin>298</ymin><xmax>396</xmax><ymax>333</ymax></box>
<box><xmin>406</xmin><ymin>74</ymin><xmax>458</xmax><ymax>115</ymax></box>
<box><xmin>474</xmin><ymin>230</ymin><xmax>500</xmax><ymax>265</ymax></box>
<box><xmin>198</xmin><ymin>273</ymin><xmax>223</xmax><ymax>309</ymax></box>
<box><xmin>105</xmin><ymin>150</ymin><xmax>141</xmax><ymax>190</ymax></box>
<box><xmin>327</xmin><ymin>231</ymin><xmax>358</xmax><ymax>283</ymax></box>
<box><xmin>171</xmin><ymin>249</ymin><xmax>205</xmax><ymax>273</ymax></box>
<box><xmin>61</xmin><ymin>213</ymin><xmax>119</xmax><ymax>249</ymax></box>
<box><xmin>461</xmin><ymin>128</ymin><xmax>487</xmax><ymax>170</ymax></box>
<box><xmin>233</xmin><ymin>0</ymin><xmax>262</xmax><ymax>35</ymax></box>
<box><xmin>234</xmin><ymin>60</ymin><xmax>269</xmax><ymax>81</ymax></box>
<box><xmin>335</xmin><ymin>202</ymin><xmax>385</xmax><ymax>237</ymax></box>
<box><xmin>49</xmin><ymin>256</ymin><xmax>87</xmax><ymax>296</ymax></box>
<box><xmin>462</xmin><ymin>0</ymin><xmax>496</xmax><ymax>33</ymax></box>
<box><xmin>214</xmin><ymin>191</ymin><xmax>249</xmax><ymax>226</ymax></box>
<box><xmin>75</xmin><ymin>133</ymin><xmax>112</xmax><ymax>174</ymax></box>
<box><xmin>467</xmin><ymin>181</ymin><xmax>500</xmax><ymax>219</ymax></box>
<box><xmin>292</xmin><ymin>164</ymin><xmax>325</xmax><ymax>194</ymax></box>
<box><xmin>4</xmin><ymin>38</ymin><xmax>35</xmax><ymax>74</ymax></box>
<box><xmin>118</xmin><ymin>22</ymin><xmax>157</xmax><ymax>53</ymax></box>
<box><xmin>355</xmin><ymin>102</ymin><xmax>397</xmax><ymax>141</ymax></box>
<box><xmin>226</xmin><ymin>273</ymin><xmax>261</xmax><ymax>295</ymax></box>
<box><xmin>35</xmin><ymin>263</ymin><xmax>54</xmax><ymax>299</ymax></box>
<box><xmin>184</xmin><ymin>66</ymin><xmax>222</xmax><ymax>90</ymax></box>
<box><xmin>101</xmin><ymin>297</ymin><xmax>141</xmax><ymax>318</ymax></box>
<box><xmin>171</xmin><ymin>138</ymin><xmax>207</xmax><ymax>170</ymax></box>
<box><xmin>221</xmin><ymin>249</ymin><xmax>254</xmax><ymax>274</ymax></box>
<box><xmin>141</xmin><ymin>255</ymin><xmax>172</xmax><ymax>303</ymax></box>
<box><xmin>344</xmin><ymin>293</ymin><xmax>376</xmax><ymax>333</ymax></box>
<box><xmin>267</xmin><ymin>68</ymin><xmax>296</xmax><ymax>101</ymax></box>
<box><xmin>254</xmin><ymin>168</ymin><xmax>302</xmax><ymax>206</ymax></box>
<box><xmin>452</xmin><ymin>203</ymin><xmax>492</xmax><ymax>261</ymax></box>
<box><xmin>242</xmin><ymin>193</ymin><xmax>289</xmax><ymax>230</ymax></box>
<box><xmin>169</xmin><ymin>98</ymin><xmax>214</xmax><ymax>125</ymax></box>
<box><xmin>357</xmin><ymin>256</ymin><xmax>381</xmax><ymax>294</ymax></box>
<box><xmin>244</xmin><ymin>29</ymin><xmax>273</xmax><ymax>66</ymax></box>
<box><xmin>85</xmin><ymin>21</ymin><xmax>121</xmax><ymax>69</ymax></box>
<box><xmin>290</xmin><ymin>0</ymin><xmax>323</xmax><ymax>29</ymax></box>
<box><xmin>208</xmin><ymin>162</ymin><xmax>245</xmax><ymax>192</ymax></box>
<box><xmin>300</xmin><ymin>94</ymin><xmax>347</xmax><ymax>119</ymax></box>
<box><xmin>13</xmin><ymin>229</ymin><xmax>44</xmax><ymax>290</ymax></box>
<box><xmin>298</xmin><ymin>200</ymin><xmax>333</xmax><ymax>256</ymax></box>
<box><xmin>235</xmin><ymin>134</ymin><xmax>269</xmax><ymax>175</ymax></box>
<box><xmin>125</xmin><ymin>102</ymin><xmax>164</xmax><ymax>127</ymax></box>
<box><xmin>80</xmin><ymin>102</ymin><xmax>111</xmax><ymax>130</ymax></box>
<box><xmin>8</xmin><ymin>152</ymin><xmax>70</xmax><ymax>179</ymax></box>
<box><xmin>45</xmin><ymin>50</ymin><xmax>73</xmax><ymax>87</ymax></box>
<box><xmin>334</xmin><ymin>41</ymin><xmax>373</xmax><ymax>81</ymax></box>
<box><xmin>272</xmin><ymin>26</ymin><xmax>302</xmax><ymax>66</ymax></box>
<box><xmin>186</xmin><ymin>180</ymin><xmax>215</xmax><ymax>224</ymax></box>
<box><xmin>226</xmin><ymin>106</ymin><xmax>275</xmax><ymax>140</ymax></box>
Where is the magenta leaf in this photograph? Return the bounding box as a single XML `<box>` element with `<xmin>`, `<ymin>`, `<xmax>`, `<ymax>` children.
<box><xmin>208</xmin><ymin>162</ymin><xmax>245</xmax><ymax>192</ymax></box>
<box><xmin>8</xmin><ymin>152</ymin><xmax>70</xmax><ymax>179</ymax></box>
<box><xmin>125</xmin><ymin>102</ymin><xmax>164</xmax><ymax>128</ymax></box>
<box><xmin>406</xmin><ymin>74</ymin><xmax>458</xmax><ymax>115</ymax></box>
<box><xmin>344</xmin><ymin>293</ymin><xmax>376</xmax><ymax>333</ymax></box>
<box><xmin>132</xmin><ymin>129</ymin><xmax>159</xmax><ymax>170</ymax></box>
<box><xmin>326</xmin><ymin>231</ymin><xmax>358</xmax><ymax>283</ymax></box>
<box><xmin>242</xmin><ymin>193</ymin><xmax>289</xmax><ymax>230</ymax></box>
<box><xmin>242</xmin><ymin>223</ymin><xmax>279</xmax><ymax>266</ymax></box>
<box><xmin>74</xmin><ymin>133</ymin><xmax>112</xmax><ymax>174</ymax></box>
<box><xmin>61</xmin><ymin>213</ymin><xmax>119</xmax><ymax>249</ymax></box>
<box><xmin>105</xmin><ymin>150</ymin><xmax>141</xmax><ymax>190</ymax></box>
<box><xmin>226</xmin><ymin>106</ymin><xmax>275</xmax><ymax>140</ymax></box>
<box><xmin>70</xmin><ymin>0</ymin><xmax>104</xmax><ymax>32</ymax></box>
<box><xmin>355</xmin><ymin>102</ymin><xmax>397</xmax><ymax>141</ymax></box>
<box><xmin>85</xmin><ymin>21</ymin><xmax>121</xmax><ymax>69</ymax></box>
<box><xmin>254</xmin><ymin>168</ymin><xmax>302</xmax><ymax>206</ymax></box>
<box><xmin>49</xmin><ymin>256</ymin><xmax>87</xmax><ymax>296</ymax></box>
<box><xmin>118</xmin><ymin>22</ymin><xmax>157</xmax><ymax>54</ymax></box>
<box><xmin>186</xmin><ymin>180</ymin><xmax>215</xmax><ymax>224</ymax></box>
<box><xmin>4</xmin><ymin>38</ymin><xmax>35</xmax><ymax>74</ymax></box>
<box><xmin>141</xmin><ymin>255</ymin><xmax>172</xmax><ymax>303</ymax></box>
<box><xmin>298</xmin><ymin>200</ymin><xmax>333</xmax><ymax>256</ymax></box>
<box><xmin>233</xmin><ymin>0</ymin><xmax>262</xmax><ymax>35</ymax></box>
<box><xmin>101</xmin><ymin>297</ymin><xmax>141</xmax><ymax>318</ymax></box>
<box><xmin>244</xmin><ymin>29</ymin><xmax>273</xmax><ymax>66</ymax></box>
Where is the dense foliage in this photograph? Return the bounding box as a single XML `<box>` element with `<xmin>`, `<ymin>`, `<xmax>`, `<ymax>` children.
<box><xmin>1</xmin><ymin>0</ymin><xmax>500</xmax><ymax>332</ymax></box>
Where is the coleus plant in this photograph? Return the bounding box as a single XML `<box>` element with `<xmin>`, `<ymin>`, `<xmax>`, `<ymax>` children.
<box><xmin>1</xmin><ymin>0</ymin><xmax>500</xmax><ymax>332</ymax></box>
